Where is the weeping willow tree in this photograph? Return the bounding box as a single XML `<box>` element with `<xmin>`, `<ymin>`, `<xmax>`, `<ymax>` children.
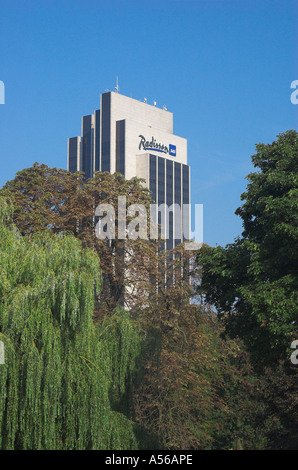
<box><xmin>0</xmin><ymin>198</ymin><xmax>141</xmax><ymax>450</ymax></box>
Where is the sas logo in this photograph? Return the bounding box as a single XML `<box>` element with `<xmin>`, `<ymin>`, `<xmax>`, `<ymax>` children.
<box><xmin>169</xmin><ymin>144</ymin><xmax>176</xmax><ymax>157</ymax></box>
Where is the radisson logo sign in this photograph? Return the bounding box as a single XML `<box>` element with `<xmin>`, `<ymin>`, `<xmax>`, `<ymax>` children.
<box><xmin>138</xmin><ymin>135</ymin><xmax>176</xmax><ymax>156</ymax></box>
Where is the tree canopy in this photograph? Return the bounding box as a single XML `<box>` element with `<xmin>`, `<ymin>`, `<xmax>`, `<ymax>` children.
<box><xmin>1</xmin><ymin>164</ymin><xmax>158</xmax><ymax>314</ymax></box>
<box><xmin>1</xmin><ymin>146</ymin><xmax>297</xmax><ymax>449</ymax></box>
<box><xmin>0</xmin><ymin>198</ymin><xmax>140</xmax><ymax>449</ymax></box>
<box><xmin>197</xmin><ymin>130</ymin><xmax>298</xmax><ymax>368</ymax></box>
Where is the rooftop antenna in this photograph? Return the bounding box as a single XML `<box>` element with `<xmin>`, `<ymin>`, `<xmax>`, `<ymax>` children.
<box><xmin>163</xmin><ymin>105</ymin><xmax>167</xmax><ymax>110</ymax></box>
<box><xmin>115</xmin><ymin>76</ymin><xmax>119</xmax><ymax>93</ymax></box>
<box><xmin>144</xmin><ymin>97</ymin><xmax>147</xmax><ymax>103</ymax></box>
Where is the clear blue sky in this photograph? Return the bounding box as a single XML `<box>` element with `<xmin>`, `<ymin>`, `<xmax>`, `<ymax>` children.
<box><xmin>0</xmin><ymin>0</ymin><xmax>297</xmax><ymax>247</ymax></box>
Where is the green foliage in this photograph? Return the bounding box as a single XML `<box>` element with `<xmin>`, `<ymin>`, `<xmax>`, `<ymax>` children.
<box><xmin>209</xmin><ymin>334</ymin><xmax>283</xmax><ymax>450</ymax></box>
<box><xmin>197</xmin><ymin>131</ymin><xmax>298</xmax><ymax>367</ymax></box>
<box><xmin>2</xmin><ymin>145</ymin><xmax>297</xmax><ymax>450</ymax></box>
<box><xmin>98</xmin><ymin>307</ymin><xmax>141</xmax><ymax>414</ymax></box>
<box><xmin>132</xmin><ymin>249</ymin><xmax>229</xmax><ymax>450</ymax></box>
<box><xmin>0</xmin><ymin>164</ymin><xmax>157</xmax><ymax>313</ymax></box>
<box><xmin>0</xmin><ymin>199</ymin><xmax>140</xmax><ymax>449</ymax></box>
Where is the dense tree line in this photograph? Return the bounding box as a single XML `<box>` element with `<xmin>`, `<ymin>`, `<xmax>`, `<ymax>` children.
<box><xmin>0</xmin><ymin>199</ymin><xmax>140</xmax><ymax>449</ymax></box>
<box><xmin>197</xmin><ymin>130</ymin><xmax>298</xmax><ymax>369</ymax></box>
<box><xmin>197</xmin><ymin>130</ymin><xmax>298</xmax><ymax>447</ymax></box>
<box><xmin>0</xmin><ymin>130</ymin><xmax>297</xmax><ymax>449</ymax></box>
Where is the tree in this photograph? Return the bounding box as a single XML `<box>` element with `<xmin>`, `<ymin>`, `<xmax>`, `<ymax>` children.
<box><xmin>3</xmin><ymin>158</ymin><xmax>296</xmax><ymax>450</ymax></box>
<box><xmin>0</xmin><ymin>197</ymin><xmax>142</xmax><ymax>449</ymax></box>
<box><xmin>131</xmin><ymin>246</ymin><xmax>281</xmax><ymax>450</ymax></box>
<box><xmin>0</xmin><ymin>164</ymin><xmax>159</xmax><ymax>315</ymax></box>
<box><xmin>197</xmin><ymin>130</ymin><xmax>298</xmax><ymax>368</ymax></box>
<box><xmin>0</xmin><ymin>163</ymin><xmax>82</xmax><ymax>236</ymax></box>
<box><xmin>132</xmin><ymin>247</ymin><xmax>219</xmax><ymax>449</ymax></box>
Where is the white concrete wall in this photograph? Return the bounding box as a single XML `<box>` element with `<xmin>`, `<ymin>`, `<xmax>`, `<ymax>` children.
<box><xmin>136</xmin><ymin>153</ymin><xmax>149</xmax><ymax>187</ymax></box>
<box><xmin>110</xmin><ymin>91</ymin><xmax>173</xmax><ymax>133</ymax></box>
<box><xmin>123</xmin><ymin>119</ymin><xmax>187</xmax><ymax>180</ymax></box>
<box><xmin>108</xmin><ymin>92</ymin><xmax>174</xmax><ymax>174</ymax></box>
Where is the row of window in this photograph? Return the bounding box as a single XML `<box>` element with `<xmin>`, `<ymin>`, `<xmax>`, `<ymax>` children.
<box><xmin>149</xmin><ymin>154</ymin><xmax>190</xmax><ymax>249</ymax></box>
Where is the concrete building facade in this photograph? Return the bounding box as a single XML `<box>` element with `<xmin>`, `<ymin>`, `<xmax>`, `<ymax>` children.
<box><xmin>67</xmin><ymin>91</ymin><xmax>190</xmax><ymax>249</ymax></box>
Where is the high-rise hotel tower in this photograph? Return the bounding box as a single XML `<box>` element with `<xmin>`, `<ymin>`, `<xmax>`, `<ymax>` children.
<box><xmin>67</xmin><ymin>91</ymin><xmax>190</xmax><ymax>249</ymax></box>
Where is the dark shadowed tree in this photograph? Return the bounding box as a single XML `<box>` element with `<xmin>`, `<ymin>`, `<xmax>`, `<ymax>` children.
<box><xmin>197</xmin><ymin>130</ymin><xmax>298</xmax><ymax>368</ymax></box>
